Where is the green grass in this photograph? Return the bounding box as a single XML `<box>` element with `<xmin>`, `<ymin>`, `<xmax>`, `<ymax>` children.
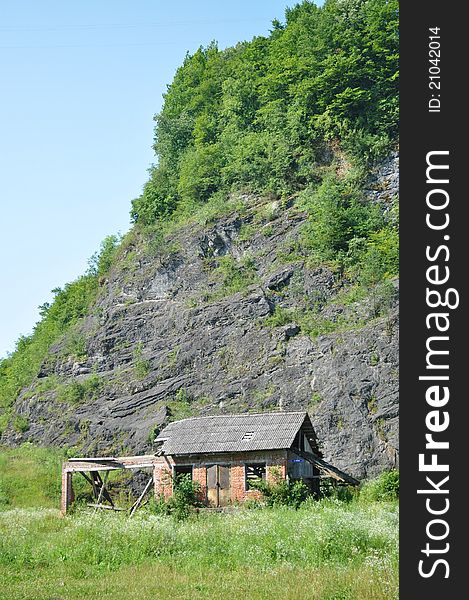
<box><xmin>56</xmin><ymin>373</ymin><xmax>104</xmax><ymax>405</ymax></box>
<box><xmin>0</xmin><ymin>561</ymin><xmax>397</xmax><ymax>600</ymax></box>
<box><xmin>0</xmin><ymin>502</ymin><xmax>398</xmax><ymax>600</ymax></box>
<box><xmin>0</xmin><ymin>444</ymin><xmax>68</xmax><ymax>509</ymax></box>
<box><xmin>0</xmin><ymin>445</ymin><xmax>398</xmax><ymax>599</ymax></box>
<box><xmin>0</xmin><ymin>444</ymin><xmax>135</xmax><ymax>511</ymax></box>
<box><xmin>208</xmin><ymin>255</ymin><xmax>258</xmax><ymax>300</ymax></box>
<box><xmin>264</xmin><ymin>305</ymin><xmax>365</xmax><ymax>339</ymax></box>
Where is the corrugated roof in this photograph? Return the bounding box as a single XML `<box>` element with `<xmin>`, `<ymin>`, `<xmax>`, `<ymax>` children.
<box><xmin>156</xmin><ymin>411</ymin><xmax>311</xmax><ymax>455</ymax></box>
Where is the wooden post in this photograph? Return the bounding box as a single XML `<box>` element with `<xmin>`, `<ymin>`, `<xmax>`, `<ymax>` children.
<box><xmin>129</xmin><ymin>476</ymin><xmax>153</xmax><ymax>517</ymax></box>
<box><xmin>94</xmin><ymin>471</ymin><xmax>109</xmax><ymax>511</ymax></box>
<box><xmin>61</xmin><ymin>469</ymin><xmax>73</xmax><ymax>516</ymax></box>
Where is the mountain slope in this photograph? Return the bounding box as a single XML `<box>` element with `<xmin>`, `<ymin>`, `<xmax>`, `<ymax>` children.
<box><xmin>0</xmin><ymin>0</ymin><xmax>399</xmax><ymax>479</ymax></box>
<box><xmin>4</xmin><ymin>153</ymin><xmax>397</xmax><ymax>479</ymax></box>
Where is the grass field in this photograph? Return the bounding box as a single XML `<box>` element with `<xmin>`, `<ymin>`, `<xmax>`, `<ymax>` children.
<box><xmin>0</xmin><ymin>444</ymin><xmax>398</xmax><ymax>600</ymax></box>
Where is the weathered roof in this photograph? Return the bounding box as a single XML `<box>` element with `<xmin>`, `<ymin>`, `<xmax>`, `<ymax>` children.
<box><xmin>155</xmin><ymin>411</ymin><xmax>315</xmax><ymax>456</ymax></box>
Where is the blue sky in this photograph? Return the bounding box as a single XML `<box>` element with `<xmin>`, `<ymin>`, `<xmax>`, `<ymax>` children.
<box><xmin>0</xmin><ymin>0</ymin><xmax>294</xmax><ymax>358</ymax></box>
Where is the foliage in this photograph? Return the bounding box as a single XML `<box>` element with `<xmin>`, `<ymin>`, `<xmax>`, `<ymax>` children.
<box><xmin>249</xmin><ymin>470</ymin><xmax>310</xmax><ymax>508</ymax></box>
<box><xmin>298</xmin><ymin>173</ymin><xmax>398</xmax><ymax>279</ymax></box>
<box><xmin>63</xmin><ymin>330</ymin><xmax>87</xmax><ymax>359</ymax></box>
<box><xmin>264</xmin><ymin>303</ymin><xmax>362</xmax><ymax>340</ymax></box>
<box><xmin>0</xmin><ymin>275</ymin><xmax>98</xmax><ymax>413</ymax></box>
<box><xmin>0</xmin><ymin>412</ymin><xmax>9</xmax><ymax>436</ymax></box>
<box><xmin>319</xmin><ymin>482</ymin><xmax>358</xmax><ymax>503</ymax></box>
<box><xmin>163</xmin><ymin>388</ymin><xmax>196</xmax><ymax>422</ymax></box>
<box><xmin>132</xmin><ymin>342</ymin><xmax>151</xmax><ymax>379</ymax></box>
<box><xmin>11</xmin><ymin>415</ymin><xmax>29</xmax><ymax>434</ymax></box>
<box><xmin>0</xmin><ymin>444</ymin><xmax>86</xmax><ymax>509</ymax></box>
<box><xmin>211</xmin><ymin>255</ymin><xmax>258</xmax><ymax>297</ymax></box>
<box><xmin>131</xmin><ymin>0</ymin><xmax>399</xmax><ymax>225</ymax></box>
<box><xmin>0</xmin><ymin>234</ymin><xmax>117</xmax><ymax>414</ymax></box>
<box><xmin>87</xmin><ymin>234</ymin><xmax>122</xmax><ymax>277</ymax></box>
<box><xmin>359</xmin><ymin>469</ymin><xmax>399</xmax><ymax>502</ymax></box>
<box><xmin>264</xmin><ymin>305</ymin><xmax>293</xmax><ymax>327</ymax></box>
<box><xmin>169</xmin><ymin>473</ymin><xmax>203</xmax><ymax>520</ymax></box>
<box><xmin>294</xmin><ymin>167</ymin><xmax>398</xmax><ymax>303</ymax></box>
<box><xmin>152</xmin><ymin>473</ymin><xmax>202</xmax><ymax>521</ymax></box>
<box><xmin>57</xmin><ymin>373</ymin><xmax>103</xmax><ymax>405</ymax></box>
<box><xmin>0</xmin><ymin>501</ymin><xmax>398</xmax><ymax>599</ymax></box>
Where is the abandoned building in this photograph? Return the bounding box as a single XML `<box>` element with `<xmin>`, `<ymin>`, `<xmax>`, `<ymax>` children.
<box><xmin>61</xmin><ymin>411</ymin><xmax>358</xmax><ymax>514</ymax></box>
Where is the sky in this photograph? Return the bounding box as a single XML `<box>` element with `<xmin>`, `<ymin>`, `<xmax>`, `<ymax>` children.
<box><xmin>0</xmin><ymin>0</ymin><xmax>294</xmax><ymax>359</ymax></box>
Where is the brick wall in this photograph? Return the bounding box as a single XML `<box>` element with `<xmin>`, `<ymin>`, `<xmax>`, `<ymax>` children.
<box><xmin>153</xmin><ymin>458</ymin><xmax>174</xmax><ymax>499</ymax></box>
<box><xmin>232</xmin><ymin>452</ymin><xmax>288</xmax><ymax>503</ymax></box>
<box><xmin>230</xmin><ymin>465</ymin><xmax>248</xmax><ymax>503</ymax></box>
<box><xmin>192</xmin><ymin>466</ymin><xmax>207</xmax><ymax>503</ymax></box>
<box><xmin>154</xmin><ymin>459</ymin><xmax>207</xmax><ymax>502</ymax></box>
<box><xmin>161</xmin><ymin>450</ymin><xmax>288</xmax><ymax>506</ymax></box>
<box><xmin>60</xmin><ymin>469</ymin><xmax>74</xmax><ymax>516</ymax></box>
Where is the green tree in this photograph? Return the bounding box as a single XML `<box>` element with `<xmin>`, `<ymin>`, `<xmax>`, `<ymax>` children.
<box><xmin>131</xmin><ymin>0</ymin><xmax>399</xmax><ymax>225</ymax></box>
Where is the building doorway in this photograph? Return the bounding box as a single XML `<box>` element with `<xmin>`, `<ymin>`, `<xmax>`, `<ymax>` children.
<box><xmin>207</xmin><ymin>464</ymin><xmax>230</xmax><ymax>507</ymax></box>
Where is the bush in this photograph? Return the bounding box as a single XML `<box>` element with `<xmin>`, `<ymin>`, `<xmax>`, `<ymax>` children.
<box><xmin>178</xmin><ymin>144</ymin><xmax>224</xmax><ymax>206</ymax></box>
<box><xmin>133</xmin><ymin>342</ymin><xmax>151</xmax><ymax>379</ymax></box>
<box><xmin>264</xmin><ymin>306</ymin><xmax>294</xmax><ymax>327</ymax></box>
<box><xmin>360</xmin><ymin>470</ymin><xmax>399</xmax><ymax>502</ymax></box>
<box><xmin>249</xmin><ymin>470</ymin><xmax>310</xmax><ymax>509</ymax></box>
<box><xmin>0</xmin><ymin>411</ymin><xmax>10</xmax><ymax>436</ymax></box>
<box><xmin>147</xmin><ymin>494</ymin><xmax>171</xmax><ymax>516</ymax></box>
<box><xmin>153</xmin><ymin>474</ymin><xmax>203</xmax><ymax>521</ymax></box>
<box><xmin>87</xmin><ymin>234</ymin><xmax>122</xmax><ymax>277</ymax></box>
<box><xmin>57</xmin><ymin>374</ymin><xmax>103</xmax><ymax>405</ymax></box>
<box><xmin>319</xmin><ymin>482</ymin><xmax>358</xmax><ymax>503</ymax></box>
<box><xmin>212</xmin><ymin>255</ymin><xmax>258</xmax><ymax>297</ymax></box>
<box><xmin>300</xmin><ymin>175</ymin><xmax>384</xmax><ymax>264</ymax></box>
<box><xmin>12</xmin><ymin>415</ymin><xmax>29</xmax><ymax>433</ymax></box>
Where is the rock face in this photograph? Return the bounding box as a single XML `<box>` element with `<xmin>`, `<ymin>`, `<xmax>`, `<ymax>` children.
<box><xmin>5</xmin><ymin>155</ymin><xmax>399</xmax><ymax>480</ymax></box>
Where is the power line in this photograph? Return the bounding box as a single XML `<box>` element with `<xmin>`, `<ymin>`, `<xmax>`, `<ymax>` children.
<box><xmin>0</xmin><ymin>40</ymin><xmax>200</xmax><ymax>50</ymax></box>
<box><xmin>0</xmin><ymin>18</ymin><xmax>268</xmax><ymax>33</ymax></box>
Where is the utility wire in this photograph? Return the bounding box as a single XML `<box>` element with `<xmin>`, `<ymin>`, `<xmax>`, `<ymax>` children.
<box><xmin>0</xmin><ymin>18</ymin><xmax>268</xmax><ymax>33</ymax></box>
<box><xmin>0</xmin><ymin>40</ymin><xmax>201</xmax><ymax>49</ymax></box>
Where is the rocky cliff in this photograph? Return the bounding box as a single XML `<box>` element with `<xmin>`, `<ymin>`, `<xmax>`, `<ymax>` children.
<box><xmin>5</xmin><ymin>155</ymin><xmax>398</xmax><ymax>480</ymax></box>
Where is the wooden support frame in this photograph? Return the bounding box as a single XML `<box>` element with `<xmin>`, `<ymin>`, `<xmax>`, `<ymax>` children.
<box><xmin>129</xmin><ymin>476</ymin><xmax>153</xmax><ymax>517</ymax></box>
<box><xmin>291</xmin><ymin>448</ymin><xmax>359</xmax><ymax>486</ymax></box>
<box><xmin>61</xmin><ymin>454</ymin><xmax>164</xmax><ymax>516</ymax></box>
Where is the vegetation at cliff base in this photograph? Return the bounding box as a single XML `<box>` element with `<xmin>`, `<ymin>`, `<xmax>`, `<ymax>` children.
<box><xmin>0</xmin><ymin>445</ymin><xmax>398</xmax><ymax>599</ymax></box>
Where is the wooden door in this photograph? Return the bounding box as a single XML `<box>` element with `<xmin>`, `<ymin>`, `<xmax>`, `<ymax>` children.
<box><xmin>206</xmin><ymin>464</ymin><xmax>231</xmax><ymax>507</ymax></box>
<box><xmin>218</xmin><ymin>465</ymin><xmax>230</xmax><ymax>507</ymax></box>
<box><xmin>207</xmin><ymin>465</ymin><xmax>218</xmax><ymax>506</ymax></box>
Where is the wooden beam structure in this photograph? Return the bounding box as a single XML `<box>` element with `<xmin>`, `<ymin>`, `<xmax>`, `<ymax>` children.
<box><xmin>129</xmin><ymin>476</ymin><xmax>154</xmax><ymax>517</ymax></box>
<box><xmin>61</xmin><ymin>454</ymin><xmax>165</xmax><ymax>515</ymax></box>
<box><xmin>65</xmin><ymin>455</ymin><xmax>161</xmax><ymax>472</ymax></box>
<box><xmin>291</xmin><ymin>448</ymin><xmax>360</xmax><ymax>486</ymax></box>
